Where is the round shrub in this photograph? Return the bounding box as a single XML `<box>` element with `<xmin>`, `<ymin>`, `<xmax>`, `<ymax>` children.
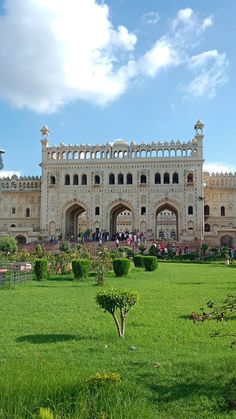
<box><xmin>72</xmin><ymin>259</ymin><xmax>90</xmax><ymax>280</ymax></box>
<box><xmin>133</xmin><ymin>255</ymin><xmax>144</xmax><ymax>268</ymax></box>
<box><xmin>149</xmin><ymin>244</ymin><xmax>158</xmax><ymax>257</ymax></box>
<box><xmin>34</xmin><ymin>259</ymin><xmax>48</xmax><ymax>280</ymax></box>
<box><xmin>113</xmin><ymin>258</ymin><xmax>130</xmax><ymax>277</ymax></box>
<box><xmin>143</xmin><ymin>256</ymin><xmax>158</xmax><ymax>272</ymax></box>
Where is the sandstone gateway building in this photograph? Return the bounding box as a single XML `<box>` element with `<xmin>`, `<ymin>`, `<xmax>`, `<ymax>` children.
<box><xmin>0</xmin><ymin>121</ymin><xmax>235</xmax><ymax>248</ymax></box>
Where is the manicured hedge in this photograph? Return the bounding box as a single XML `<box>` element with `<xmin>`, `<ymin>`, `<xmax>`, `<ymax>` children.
<box><xmin>133</xmin><ymin>255</ymin><xmax>144</xmax><ymax>268</ymax></box>
<box><xmin>113</xmin><ymin>258</ymin><xmax>130</xmax><ymax>277</ymax></box>
<box><xmin>143</xmin><ymin>256</ymin><xmax>158</xmax><ymax>272</ymax></box>
<box><xmin>72</xmin><ymin>259</ymin><xmax>90</xmax><ymax>280</ymax></box>
<box><xmin>34</xmin><ymin>259</ymin><xmax>48</xmax><ymax>280</ymax></box>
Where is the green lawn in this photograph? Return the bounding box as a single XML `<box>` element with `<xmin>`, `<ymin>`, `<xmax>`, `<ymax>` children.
<box><xmin>0</xmin><ymin>263</ymin><xmax>236</xmax><ymax>418</ymax></box>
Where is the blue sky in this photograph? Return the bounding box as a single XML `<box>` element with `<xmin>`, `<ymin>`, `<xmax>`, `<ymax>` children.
<box><xmin>0</xmin><ymin>0</ymin><xmax>235</xmax><ymax>176</ymax></box>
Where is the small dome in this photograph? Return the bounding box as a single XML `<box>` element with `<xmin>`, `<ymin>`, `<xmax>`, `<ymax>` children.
<box><xmin>113</xmin><ymin>138</ymin><xmax>129</xmax><ymax>147</ymax></box>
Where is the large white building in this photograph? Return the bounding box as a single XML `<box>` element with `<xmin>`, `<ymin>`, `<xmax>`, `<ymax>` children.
<box><xmin>0</xmin><ymin>121</ymin><xmax>235</xmax><ymax>247</ymax></box>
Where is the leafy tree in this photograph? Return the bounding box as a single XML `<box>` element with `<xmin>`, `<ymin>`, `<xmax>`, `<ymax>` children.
<box><xmin>59</xmin><ymin>240</ymin><xmax>71</xmax><ymax>253</ymax></box>
<box><xmin>92</xmin><ymin>247</ymin><xmax>113</xmax><ymax>286</ymax></box>
<box><xmin>113</xmin><ymin>258</ymin><xmax>130</xmax><ymax>277</ymax></box>
<box><xmin>201</xmin><ymin>243</ymin><xmax>208</xmax><ymax>257</ymax></box>
<box><xmin>95</xmin><ymin>288</ymin><xmax>139</xmax><ymax>338</ymax></box>
<box><xmin>0</xmin><ymin>236</ymin><xmax>17</xmax><ymax>256</ymax></box>
<box><xmin>149</xmin><ymin>244</ymin><xmax>158</xmax><ymax>257</ymax></box>
<box><xmin>34</xmin><ymin>259</ymin><xmax>48</xmax><ymax>280</ymax></box>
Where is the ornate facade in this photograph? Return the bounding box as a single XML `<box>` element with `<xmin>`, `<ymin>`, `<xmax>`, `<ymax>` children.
<box><xmin>0</xmin><ymin>121</ymin><xmax>235</xmax><ymax>247</ymax></box>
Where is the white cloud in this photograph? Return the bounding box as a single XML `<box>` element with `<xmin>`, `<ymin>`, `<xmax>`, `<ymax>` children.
<box><xmin>142</xmin><ymin>11</ymin><xmax>160</xmax><ymax>25</ymax></box>
<box><xmin>138</xmin><ymin>38</ymin><xmax>180</xmax><ymax>77</ymax></box>
<box><xmin>0</xmin><ymin>170</ymin><xmax>21</xmax><ymax>178</ymax></box>
<box><xmin>0</xmin><ymin>2</ymin><xmax>228</xmax><ymax>113</ymax></box>
<box><xmin>204</xmin><ymin>163</ymin><xmax>236</xmax><ymax>174</ymax></box>
<box><xmin>186</xmin><ymin>50</ymin><xmax>228</xmax><ymax>98</ymax></box>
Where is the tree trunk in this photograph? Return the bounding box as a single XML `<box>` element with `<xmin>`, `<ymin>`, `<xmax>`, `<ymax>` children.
<box><xmin>112</xmin><ymin>313</ymin><xmax>123</xmax><ymax>337</ymax></box>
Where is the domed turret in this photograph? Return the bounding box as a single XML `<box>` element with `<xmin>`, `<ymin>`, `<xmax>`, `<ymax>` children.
<box><xmin>194</xmin><ymin>120</ymin><xmax>204</xmax><ymax>136</ymax></box>
<box><xmin>40</xmin><ymin>125</ymin><xmax>50</xmax><ymax>138</ymax></box>
<box><xmin>0</xmin><ymin>147</ymin><xmax>5</xmax><ymax>170</ymax></box>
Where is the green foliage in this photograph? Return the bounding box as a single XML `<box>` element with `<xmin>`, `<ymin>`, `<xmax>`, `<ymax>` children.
<box><xmin>139</xmin><ymin>242</ymin><xmax>146</xmax><ymax>255</ymax></box>
<box><xmin>201</xmin><ymin>243</ymin><xmax>208</xmax><ymax>256</ymax></box>
<box><xmin>0</xmin><ymin>236</ymin><xmax>17</xmax><ymax>256</ymax></box>
<box><xmin>34</xmin><ymin>243</ymin><xmax>46</xmax><ymax>258</ymax></box>
<box><xmin>143</xmin><ymin>256</ymin><xmax>158</xmax><ymax>271</ymax></box>
<box><xmin>92</xmin><ymin>247</ymin><xmax>113</xmax><ymax>286</ymax></box>
<box><xmin>133</xmin><ymin>255</ymin><xmax>144</xmax><ymax>268</ymax></box>
<box><xmin>149</xmin><ymin>244</ymin><xmax>158</xmax><ymax>257</ymax></box>
<box><xmin>59</xmin><ymin>240</ymin><xmax>71</xmax><ymax>253</ymax></box>
<box><xmin>89</xmin><ymin>372</ymin><xmax>122</xmax><ymax>386</ymax></box>
<box><xmin>34</xmin><ymin>259</ymin><xmax>48</xmax><ymax>280</ymax></box>
<box><xmin>48</xmin><ymin>253</ymin><xmax>72</xmax><ymax>275</ymax></box>
<box><xmin>118</xmin><ymin>246</ymin><xmax>134</xmax><ymax>258</ymax></box>
<box><xmin>72</xmin><ymin>259</ymin><xmax>90</xmax><ymax>280</ymax></box>
<box><xmin>112</xmin><ymin>258</ymin><xmax>130</xmax><ymax>277</ymax></box>
<box><xmin>95</xmin><ymin>288</ymin><xmax>139</xmax><ymax>337</ymax></box>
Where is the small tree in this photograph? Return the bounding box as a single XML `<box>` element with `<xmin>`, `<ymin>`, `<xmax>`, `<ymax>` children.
<box><xmin>0</xmin><ymin>236</ymin><xmax>17</xmax><ymax>256</ymax></box>
<box><xmin>201</xmin><ymin>243</ymin><xmax>208</xmax><ymax>257</ymax></box>
<box><xmin>95</xmin><ymin>289</ymin><xmax>139</xmax><ymax>338</ymax></box>
<box><xmin>72</xmin><ymin>259</ymin><xmax>89</xmax><ymax>280</ymax></box>
<box><xmin>60</xmin><ymin>240</ymin><xmax>71</xmax><ymax>253</ymax></box>
<box><xmin>133</xmin><ymin>255</ymin><xmax>144</xmax><ymax>268</ymax></box>
<box><xmin>92</xmin><ymin>247</ymin><xmax>113</xmax><ymax>286</ymax></box>
<box><xmin>34</xmin><ymin>259</ymin><xmax>48</xmax><ymax>280</ymax></box>
<box><xmin>143</xmin><ymin>256</ymin><xmax>158</xmax><ymax>271</ymax></box>
<box><xmin>149</xmin><ymin>244</ymin><xmax>158</xmax><ymax>257</ymax></box>
<box><xmin>113</xmin><ymin>258</ymin><xmax>130</xmax><ymax>277</ymax></box>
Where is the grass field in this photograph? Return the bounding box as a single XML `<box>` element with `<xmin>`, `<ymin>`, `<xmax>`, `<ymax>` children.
<box><xmin>0</xmin><ymin>263</ymin><xmax>236</xmax><ymax>418</ymax></box>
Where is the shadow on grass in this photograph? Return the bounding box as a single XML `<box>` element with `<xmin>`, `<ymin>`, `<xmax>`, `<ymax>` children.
<box><xmin>16</xmin><ymin>334</ymin><xmax>81</xmax><ymax>344</ymax></box>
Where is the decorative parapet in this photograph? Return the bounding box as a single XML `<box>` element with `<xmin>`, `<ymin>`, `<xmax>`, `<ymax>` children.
<box><xmin>204</xmin><ymin>171</ymin><xmax>236</xmax><ymax>187</ymax></box>
<box><xmin>0</xmin><ymin>175</ymin><xmax>41</xmax><ymax>190</ymax></box>
<box><xmin>44</xmin><ymin>137</ymin><xmax>201</xmax><ymax>162</ymax></box>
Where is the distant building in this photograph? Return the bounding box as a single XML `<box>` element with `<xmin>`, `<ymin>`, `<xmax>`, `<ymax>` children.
<box><xmin>0</xmin><ymin>121</ymin><xmax>235</xmax><ymax>247</ymax></box>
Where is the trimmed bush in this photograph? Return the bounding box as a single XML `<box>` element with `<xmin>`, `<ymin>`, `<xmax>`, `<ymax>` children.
<box><xmin>133</xmin><ymin>255</ymin><xmax>144</xmax><ymax>268</ymax></box>
<box><xmin>72</xmin><ymin>259</ymin><xmax>90</xmax><ymax>280</ymax></box>
<box><xmin>149</xmin><ymin>244</ymin><xmax>158</xmax><ymax>257</ymax></box>
<box><xmin>143</xmin><ymin>256</ymin><xmax>158</xmax><ymax>272</ymax></box>
<box><xmin>113</xmin><ymin>258</ymin><xmax>130</xmax><ymax>277</ymax></box>
<box><xmin>34</xmin><ymin>259</ymin><xmax>48</xmax><ymax>280</ymax></box>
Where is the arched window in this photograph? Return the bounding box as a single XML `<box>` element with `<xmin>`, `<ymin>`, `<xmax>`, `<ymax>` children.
<box><xmin>172</xmin><ymin>172</ymin><xmax>179</xmax><ymax>184</ymax></box>
<box><xmin>221</xmin><ymin>206</ymin><xmax>225</xmax><ymax>216</ymax></box>
<box><xmin>50</xmin><ymin>175</ymin><xmax>56</xmax><ymax>185</ymax></box>
<box><xmin>118</xmin><ymin>173</ymin><xmax>124</xmax><ymax>185</ymax></box>
<box><xmin>159</xmin><ymin>230</ymin><xmax>164</xmax><ymax>239</ymax></box>
<box><xmin>10</xmin><ymin>224</ymin><xmax>16</xmax><ymax>228</ymax></box>
<box><xmin>187</xmin><ymin>173</ymin><xmax>193</xmax><ymax>183</ymax></box>
<box><xmin>126</xmin><ymin>173</ymin><xmax>133</xmax><ymax>184</ymax></box>
<box><xmin>204</xmin><ymin>205</ymin><xmax>210</xmax><ymax>216</ymax></box>
<box><xmin>140</xmin><ymin>174</ymin><xmax>147</xmax><ymax>184</ymax></box>
<box><xmin>95</xmin><ymin>207</ymin><xmax>100</xmax><ymax>215</ymax></box>
<box><xmin>73</xmin><ymin>174</ymin><xmax>78</xmax><ymax>185</ymax></box>
<box><xmin>164</xmin><ymin>173</ymin><xmax>170</xmax><ymax>184</ymax></box>
<box><xmin>81</xmin><ymin>174</ymin><xmax>87</xmax><ymax>185</ymax></box>
<box><xmin>188</xmin><ymin>206</ymin><xmax>193</xmax><ymax>215</ymax></box>
<box><xmin>26</xmin><ymin>208</ymin><xmax>30</xmax><ymax>217</ymax></box>
<box><xmin>109</xmin><ymin>173</ymin><xmax>115</xmax><ymax>185</ymax></box>
<box><xmin>205</xmin><ymin>223</ymin><xmax>210</xmax><ymax>232</ymax></box>
<box><xmin>11</xmin><ymin>207</ymin><xmax>16</xmax><ymax>214</ymax></box>
<box><xmin>155</xmin><ymin>173</ymin><xmax>161</xmax><ymax>184</ymax></box>
<box><xmin>94</xmin><ymin>175</ymin><xmax>100</xmax><ymax>185</ymax></box>
<box><xmin>141</xmin><ymin>207</ymin><xmax>146</xmax><ymax>215</ymax></box>
<box><xmin>65</xmin><ymin>174</ymin><xmax>70</xmax><ymax>185</ymax></box>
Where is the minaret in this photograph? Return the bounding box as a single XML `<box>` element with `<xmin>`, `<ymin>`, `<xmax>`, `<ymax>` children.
<box><xmin>0</xmin><ymin>147</ymin><xmax>5</xmax><ymax>171</ymax></box>
<box><xmin>40</xmin><ymin>125</ymin><xmax>50</xmax><ymax>163</ymax></box>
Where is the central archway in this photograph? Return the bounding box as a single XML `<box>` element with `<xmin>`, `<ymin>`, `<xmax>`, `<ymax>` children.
<box><xmin>110</xmin><ymin>203</ymin><xmax>134</xmax><ymax>236</ymax></box>
<box><xmin>65</xmin><ymin>203</ymin><xmax>87</xmax><ymax>240</ymax></box>
<box><xmin>156</xmin><ymin>204</ymin><xmax>178</xmax><ymax>241</ymax></box>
